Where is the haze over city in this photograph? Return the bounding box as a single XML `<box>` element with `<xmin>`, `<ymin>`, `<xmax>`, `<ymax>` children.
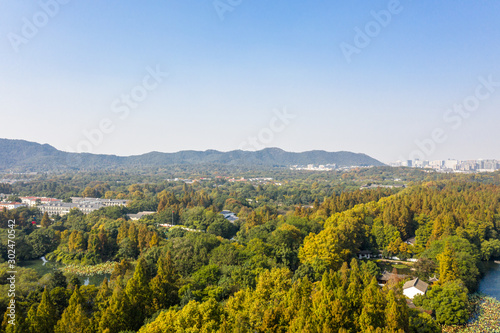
<box><xmin>1</xmin><ymin>1</ymin><xmax>499</xmax><ymax>163</ymax></box>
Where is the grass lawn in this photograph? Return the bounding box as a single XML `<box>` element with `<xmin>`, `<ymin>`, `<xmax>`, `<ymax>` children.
<box><xmin>376</xmin><ymin>261</ymin><xmax>413</xmax><ymax>275</ymax></box>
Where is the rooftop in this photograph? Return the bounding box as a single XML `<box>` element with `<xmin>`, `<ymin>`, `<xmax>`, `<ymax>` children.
<box><xmin>403</xmin><ymin>278</ymin><xmax>429</xmax><ymax>293</ymax></box>
<box><xmin>378</xmin><ymin>271</ymin><xmax>410</xmax><ymax>282</ymax></box>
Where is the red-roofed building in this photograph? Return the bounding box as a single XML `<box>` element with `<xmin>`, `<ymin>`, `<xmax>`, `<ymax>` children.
<box><xmin>20</xmin><ymin>196</ymin><xmax>62</xmax><ymax>207</ymax></box>
<box><xmin>0</xmin><ymin>202</ymin><xmax>26</xmax><ymax>210</ymax></box>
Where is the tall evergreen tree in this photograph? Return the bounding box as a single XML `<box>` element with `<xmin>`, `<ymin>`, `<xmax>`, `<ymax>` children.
<box><xmin>41</xmin><ymin>212</ymin><xmax>51</xmax><ymax>228</ymax></box>
<box><xmin>137</xmin><ymin>224</ymin><xmax>149</xmax><ymax>253</ymax></box>
<box><xmin>54</xmin><ymin>286</ymin><xmax>90</xmax><ymax>333</ymax></box>
<box><xmin>437</xmin><ymin>242</ymin><xmax>459</xmax><ymax>283</ymax></box>
<box><xmin>150</xmin><ymin>252</ymin><xmax>179</xmax><ymax>312</ymax></box>
<box><xmin>91</xmin><ymin>278</ymin><xmax>112</xmax><ymax>332</ymax></box>
<box><xmin>26</xmin><ymin>304</ymin><xmax>38</xmax><ymax>333</ymax></box>
<box><xmin>125</xmin><ymin>258</ymin><xmax>152</xmax><ymax>330</ymax></box>
<box><xmin>127</xmin><ymin>223</ymin><xmax>139</xmax><ymax>257</ymax></box>
<box><xmin>385</xmin><ymin>290</ymin><xmax>408</xmax><ymax>333</ymax></box>
<box><xmin>149</xmin><ymin>232</ymin><xmax>159</xmax><ymax>247</ymax></box>
<box><xmin>358</xmin><ymin>278</ymin><xmax>386</xmax><ymax>331</ymax></box>
<box><xmin>98</xmin><ymin>278</ymin><xmax>130</xmax><ymax>333</ymax></box>
<box><xmin>32</xmin><ymin>287</ymin><xmax>57</xmax><ymax>333</ymax></box>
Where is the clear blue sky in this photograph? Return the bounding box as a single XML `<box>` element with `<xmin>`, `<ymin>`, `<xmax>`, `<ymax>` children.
<box><xmin>1</xmin><ymin>0</ymin><xmax>499</xmax><ymax>163</ymax></box>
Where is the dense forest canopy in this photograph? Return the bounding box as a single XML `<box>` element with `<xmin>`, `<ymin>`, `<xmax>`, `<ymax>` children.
<box><xmin>1</xmin><ymin>167</ymin><xmax>500</xmax><ymax>332</ymax></box>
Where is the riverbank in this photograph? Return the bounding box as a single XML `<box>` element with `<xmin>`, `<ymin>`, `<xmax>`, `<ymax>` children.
<box><xmin>443</xmin><ymin>294</ymin><xmax>500</xmax><ymax>333</ymax></box>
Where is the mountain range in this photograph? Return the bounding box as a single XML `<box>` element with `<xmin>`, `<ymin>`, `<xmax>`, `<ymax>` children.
<box><xmin>0</xmin><ymin>138</ymin><xmax>384</xmax><ymax>172</ymax></box>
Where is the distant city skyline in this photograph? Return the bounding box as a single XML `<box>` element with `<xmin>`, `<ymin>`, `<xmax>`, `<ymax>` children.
<box><xmin>1</xmin><ymin>1</ymin><xmax>499</xmax><ymax>164</ymax></box>
<box><xmin>390</xmin><ymin>158</ymin><xmax>500</xmax><ymax>173</ymax></box>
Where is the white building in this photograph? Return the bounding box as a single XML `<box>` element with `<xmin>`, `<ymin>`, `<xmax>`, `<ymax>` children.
<box><xmin>39</xmin><ymin>202</ymin><xmax>102</xmax><ymax>216</ymax></box>
<box><xmin>40</xmin><ymin>198</ymin><xmax>129</xmax><ymax>216</ymax></box>
<box><xmin>127</xmin><ymin>211</ymin><xmax>156</xmax><ymax>220</ymax></box>
<box><xmin>0</xmin><ymin>202</ymin><xmax>26</xmax><ymax>210</ymax></box>
<box><xmin>444</xmin><ymin>159</ymin><xmax>459</xmax><ymax>170</ymax></box>
<box><xmin>70</xmin><ymin>197</ymin><xmax>129</xmax><ymax>206</ymax></box>
<box><xmin>429</xmin><ymin>160</ymin><xmax>444</xmax><ymax>169</ymax></box>
<box><xmin>20</xmin><ymin>196</ymin><xmax>62</xmax><ymax>207</ymax></box>
<box><xmin>403</xmin><ymin>278</ymin><xmax>428</xmax><ymax>299</ymax></box>
<box><xmin>357</xmin><ymin>250</ymin><xmax>380</xmax><ymax>259</ymax></box>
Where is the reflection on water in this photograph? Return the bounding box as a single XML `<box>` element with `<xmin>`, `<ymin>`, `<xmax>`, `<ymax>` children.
<box><xmin>479</xmin><ymin>262</ymin><xmax>500</xmax><ymax>300</ymax></box>
<box><xmin>19</xmin><ymin>257</ymin><xmax>62</xmax><ymax>276</ymax></box>
<box><xmin>19</xmin><ymin>258</ymin><xmax>110</xmax><ymax>286</ymax></box>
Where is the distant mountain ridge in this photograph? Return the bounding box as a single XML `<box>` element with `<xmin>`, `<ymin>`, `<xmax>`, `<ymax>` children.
<box><xmin>0</xmin><ymin>138</ymin><xmax>384</xmax><ymax>172</ymax></box>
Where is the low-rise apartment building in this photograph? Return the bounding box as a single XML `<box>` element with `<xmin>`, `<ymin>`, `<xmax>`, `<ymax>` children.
<box><xmin>0</xmin><ymin>202</ymin><xmax>26</xmax><ymax>210</ymax></box>
<box><xmin>20</xmin><ymin>196</ymin><xmax>62</xmax><ymax>207</ymax></box>
<box><xmin>40</xmin><ymin>198</ymin><xmax>129</xmax><ymax>216</ymax></box>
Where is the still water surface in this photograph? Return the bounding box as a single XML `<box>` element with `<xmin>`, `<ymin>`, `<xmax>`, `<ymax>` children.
<box><xmin>479</xmin><ymin>261</ymin><xmax>500</xmax><ymax>300</ymax></box>
<box><xmin>19</xmin><ymin>257</ymin><xmax>110</xmax><ymax>286</ymax></box>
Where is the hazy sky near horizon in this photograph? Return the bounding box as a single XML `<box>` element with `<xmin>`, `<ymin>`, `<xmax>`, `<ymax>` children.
<box><xmin>1</xmin><ymin>0</ymin><xmax>499</xmax><ymax>163</ymax></box>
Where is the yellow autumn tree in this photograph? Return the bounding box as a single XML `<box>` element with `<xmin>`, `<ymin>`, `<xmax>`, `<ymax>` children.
<box><xmin>436</xmin><ymin>242</ymin><xmax>459</xmax><ymax>283</ymax></box>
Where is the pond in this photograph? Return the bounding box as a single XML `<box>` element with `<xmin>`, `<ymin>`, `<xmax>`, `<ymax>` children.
<box><xmin>19</xmin><ymin>257</ymin><xmax>110</xmax><ymax>287</ymax></box>
<box><xmin>479</xmin><ymin>261</ymin><xmax>500</xmax><ymax>300</ymax></box>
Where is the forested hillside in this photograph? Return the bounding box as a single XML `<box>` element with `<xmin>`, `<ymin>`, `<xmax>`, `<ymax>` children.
<box><xmin>0</xmin><ymin>138</ymin><xmax>383</xmax><ymax>172</ymax></box>
<box><xmin>1</xmin><ymin>169</ymin><xmax>499</xmax><ymax>332</ymax></box>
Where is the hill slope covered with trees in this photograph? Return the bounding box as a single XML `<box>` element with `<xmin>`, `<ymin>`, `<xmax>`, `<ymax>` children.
<box><xmin>0</xmin><ymin>138</ymin><xmax>384</xmax><ymax>172</ymax></box>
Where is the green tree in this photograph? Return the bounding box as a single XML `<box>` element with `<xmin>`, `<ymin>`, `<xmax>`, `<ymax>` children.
<box><xmin>91</xmin><ymin>278</ymin><xmax>112</xmax><ymax>331</ymax></box>
<box><xmin>50</xmin><ymin>287</ymin><xmax>71</xmax><ymax>319</ymax></box>
<box><xmin>98</xmin><ymin>278</ymin><xmax>130</xmax><ymax>333</ymax></box>
<box><xmin>32</xmin><ymin>287</ymin><xmax>57</xmax><ymax>333</ymax></box>
<box><xmin>27</xmin><ymin>228</ymin><xmax>58</xmax><ymax>258</ymax></box>
<box><xmin>436</xmin><ymin>242</ymin><xmax>459</xmax><ymax>284</ymax></box>
<box><xmin>481</xmin><ymin>239</ymin><xmax>500</xmax><ymax>260</ymax></box>
<box><xmin>125</xmin><ymin>258</ymin><xmax>152</xmax><ymax>330</ymax></box>
<box><xmin>385</xmin><ymin>290</ymin><xmax>408</xmax><ymax>332</ymax></box>
<box><xmin>408</xmin><ymin>310</ymin><xmax>441</xmax><ymax>333</ymax></box>
<box><xmin>207</xmin><ymin>219</ymin><xmax>238</xmax><ymax>239</ymax></box>
<box><xmin>2</xmin><ymin>299</ymin><xmax>29</xmax><ymax>333</ymax></box>
<box><xmin>127</xmin><ymin>223</ymin><xmax>139</xmax><ymax>257</ymax></box>
<box><xmin>422</xmin><ymin>236</ymin><xmax>480</xmax><ymax>290</ymax></box>
<box><xmin>54</xmin><ymin>286</ymin><xmax>90</xmax><ymax>333</ymax></box>
<box><xmin>150</xmin><ymin>252</ymin><xmax>179</xmax><ymax>311</ymax></box>
<box><xmin>41</xmin><ymin>212</ymin><xmax>51</xmax><ymax>228</ymax></box>
<box><xmin>68</xmin><ymin>230</ymin><xmax>87</xmax><ymax>253</ymax></box>
<box><xmin>26</xmin><ymin>304</ymin><xmax>38</xmax><ymax>333</ymax></box>
<box><xmin>48</xmin><ymin>271</ymin><xmax>68</xmax><ymax>290</ymax></box>
<box><xmin>82</xmin><ymin>186</ymin><xmax>96</xmax><ymax>198</ymax></box>
<box><xmin>418</xmin><ymin>281</ymin><xmax>468</xmax><ymax>326</ymax></box>
<box><xmin>359</xmin><ymin>277</ymin><xmax>386</xmax><ymax>331</ymax></box>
